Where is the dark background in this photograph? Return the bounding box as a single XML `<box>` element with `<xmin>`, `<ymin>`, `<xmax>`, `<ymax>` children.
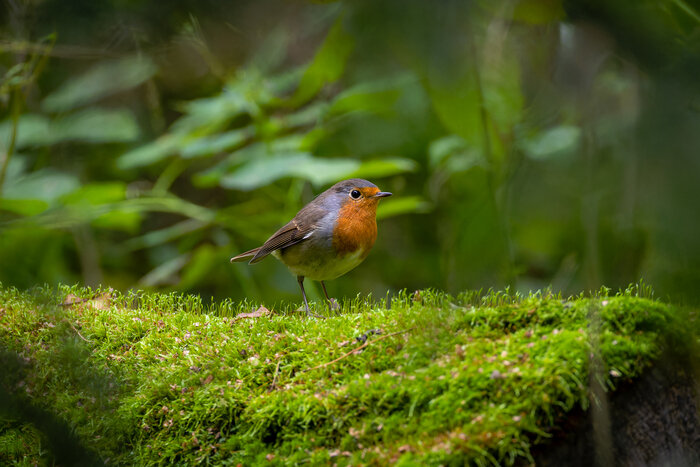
<box><xmin>1</xmin><ymin>0</ymin><xmax>700</xmax><ymax>305</ymax></box>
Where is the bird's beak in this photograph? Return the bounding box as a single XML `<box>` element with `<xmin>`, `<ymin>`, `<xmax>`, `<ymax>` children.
<box><xmin>374</xmin><ymin>191</ymin><xmax>392</xmax><ymax>198</ymax></box>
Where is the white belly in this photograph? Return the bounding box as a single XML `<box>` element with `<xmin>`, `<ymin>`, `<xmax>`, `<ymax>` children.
<box><xmin>273</xmin><ymin>245</ymin><xmax>367</xmax><ymax>281</ymax></box>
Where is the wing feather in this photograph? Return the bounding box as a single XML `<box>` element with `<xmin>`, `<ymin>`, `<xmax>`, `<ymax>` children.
<box><xmin>230</xmin><ymin>195</ymin><xmax>331</xmax><ymax>265</ymax></box>
<box><xmin>249</xmin><ymin>220</ymin><xmax>314</xmax><ymax>263</ymax></box>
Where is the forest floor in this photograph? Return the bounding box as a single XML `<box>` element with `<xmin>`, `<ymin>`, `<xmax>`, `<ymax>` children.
<box><xmin>0</xmin><ymin>284</ymin><xmax>695</xmax><ymax>465</ymax></box>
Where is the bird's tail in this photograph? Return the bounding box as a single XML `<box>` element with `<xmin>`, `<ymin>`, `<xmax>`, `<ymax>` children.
<box><xmin>230</xmin><ymin>247</ymin><xmax>262</xmax><ymax>264</ymax></box>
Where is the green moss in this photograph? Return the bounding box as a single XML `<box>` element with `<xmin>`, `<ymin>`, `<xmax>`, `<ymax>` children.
<box><xmin>0</xmin><ymin>284</ymin><xmax>694</xmax><ymax>465</ymax></box>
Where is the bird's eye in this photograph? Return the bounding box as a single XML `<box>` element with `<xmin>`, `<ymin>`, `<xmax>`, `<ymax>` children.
<box><xmin>350</xmin><ymin>189</ymin><xmax>361</xmax><ymax>199</ymax></box>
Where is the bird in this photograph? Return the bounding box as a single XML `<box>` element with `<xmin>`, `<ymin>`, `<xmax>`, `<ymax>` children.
<box><xmin>230</xmin><ymin>179</ymin><xmax>392</xmax><ymax>317</ymax></box>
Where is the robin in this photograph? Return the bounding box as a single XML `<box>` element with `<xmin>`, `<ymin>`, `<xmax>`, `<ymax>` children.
<box><xmin>230</xmin><ymin>178</ymin><xmax>392</xmax><ymax>317</ymax></box>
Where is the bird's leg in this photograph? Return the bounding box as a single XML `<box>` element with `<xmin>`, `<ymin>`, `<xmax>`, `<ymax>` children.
<box><xmin>297</xmin><ymin>276</ymin><xmax>325</xmax><ymax>319</ymax></box>
<box><xmin>320</xmin><ymin>281</ymin><xmax>340</xmax><ymax>311</ymax></box>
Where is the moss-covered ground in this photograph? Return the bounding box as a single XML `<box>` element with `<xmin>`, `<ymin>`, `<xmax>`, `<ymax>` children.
<box><xmin>0</xmin><ymin>283</ymin><xmax>694</xmax><ymax>465</ymax></box>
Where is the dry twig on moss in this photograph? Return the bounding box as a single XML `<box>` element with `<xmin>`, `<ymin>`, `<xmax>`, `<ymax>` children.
<box><xmin>269</xmin><ymin>360</ymin><xmax>282</xmax><ymax>391</ymax></box>
<box><xmin>304</xmin><ymin>327</ymin><xmax>416</xmax><ymax>373</ymax></box>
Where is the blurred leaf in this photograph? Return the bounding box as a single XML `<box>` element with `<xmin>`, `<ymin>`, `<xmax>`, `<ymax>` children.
<box><xmin>4</xmin><ymin>169</ymin><xmax>80</xmax><ymax>203</ymax></box>
<box><xmin>194</xmin><ymin>136</ymin><xmax>309</xmax><ymax>187</ymax></box>
<box><xmin>139</xmin><ymin>253</ymin><xmax>190</xmax><ymax>287</ymax></box>
<box><xmin>512</xmin><ymin>0</ymin><xmax>565</xmax><ymax>24</ymax></box>
<box><xmin>0</xmin><ymin>226</ymin><xmax>76</xmax><ymax>288</ymax></box>
<box><xmin>49</xmin><ymin>108</ymin><xmax>140</xmax><ymax>143</ymax></box>
<box><xmin>60</xmin><ymin>183</ymin><xmax>140</xmax><ymax>232</ymax></box>
<box><xmin>92</xmin><ymin>209</ymin><xmax>142</xmax><ymax>233</ymax></box>
<box><xmin>429</xmin><ymin>135</ymin><xmax>468</xmax><ymax>167</ymax></box>
<box><xmin>172</xmin><ymin>74</ymin><xmax>269</xmax><ymax>134</ymax></box>
<box><xmin>179</xmin><ymin>244</ymin><xmax>218</xmax><ymax>290</ymax></box>
<box><xmin>427</xmin><ymin>74</ymin><xmax>485</xmax><ymax>148</ymax></box>
<box><xmin>0</xmin><ymin>114</ymin><xmax>50</xmax><ymax>150</ymax></box>
<box><xmin>42</xmin><ymin>55</ymin><xmax>157</xmax><ymax>112</ymax></box>
<box><xmin>4</xmin><ymin>196</ymin><xmax>214</xmax><ymax>232</ymax></box>
<box><xmin>290</xmin><ymin>156</ymin><xmax>361</xmax><ymax>187</ymax></box>
<box><xmin>61</xmin><ymin>182</ymin><xmax>127</xmax><ymax>206</ymax></box>
<box><xmin>266</xmin><ymin>67</ymin><xmax>306</xmax><ymax>97</ymax></box>
<box><xmin>248</xmin><ymin>28</ymin><xmax>289</xmax><ymax>73</ymax></box>
<box><xmin>285</xmin><ymin>18</ymin><xmax>354</xmax><ymax>107</ymax></box>
<box><xmin>329</xmin><ymin>82</ymin><xmax>402</xmax><ymax>117</ymax></box>
<box><xmin>122</xmin><ymin>219</ymin><xmax>207</xmax><ymax>251</ymax></box>
<box><xmin>429</xmin><ymin>135</ymin><xmax>485</xmax><ymax>173</ymax></box>
<box><xmin>2</xmin><ymin>155</ymin><xmax>29</xmax><ymax>179</ymax></box>
<box><xmin>281</xmin><ymin>102</ymin><xmax>328</xmax><ymax>128</ymax></box>
<box><xmin>0</xmin><ymin>198</ymin><xmax>49</xmax><ymax>216</ymax></box>
<box><xmin>519</xmin><ymin>125</ymin><xmax>581</xmax><ymax>160</ymax></box>
<box><xmin>220</xmin><ymin>150</ymin><xmax>416</xmax><ymax>191</ymax></box>
<box><xmin>181</xmin><ymin>127</ymin><xmax>253</xmax><ymax>159</ymax></box>
<box><xmin>111</xmin><ymin>196</ymin><xmax>216</xmax><ymax>223</ymax></box>
<box><xmin>481</xmin><ymin>39</ymin><xmax>524</xmax><ymax>133</ymax></box>
<box><xmin>220</xmin><ymin>152</ymin><xmax>357</xmax><ymax>190</ymax></box>
<box><xmin>117</xmin><ymin>134</ymin><xmax>185</xmax><ymax>170</ymax></box>
<box><xmin>445</xmin><ymin>148</ymin><xmax>485</xmax><ymax>173</ymax></box>
<box><xmin>1</xmin><ymin>109</ymin><xmax>138</xmax><ymax>150</ymax></box>
<box><xmin>349</xmin><ymin>158</ymin><xmax>418</xmax><ymax>178</ymax></box>
<box><xmin>192</xmin><ymin>141</ymin><xmax>272</xmax><ymax>188</ymax></box>
<box><xmin>377</xmin><ymin>196</ymin><xmax>432</xmax><ymax>220</ymax></box>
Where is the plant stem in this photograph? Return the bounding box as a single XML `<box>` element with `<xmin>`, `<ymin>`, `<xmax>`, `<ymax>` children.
<box><xmin>471</xmin><ymin>43</ymin><xmax>515</xmax><ymax>287</ymax></box>
<box><xmin>0</xmin><ymin>89</ymin><xmax>21</xmax><ymax>195</ymax></box>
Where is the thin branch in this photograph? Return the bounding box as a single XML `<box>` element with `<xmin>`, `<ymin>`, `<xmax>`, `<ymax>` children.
<box><xmin>63</xmin><ymin>319</ymin><xmax>91</xmax><ymax>343</ymax></box>
<box><xmin>303</xmin><ymin>327</ymin><xmax>415</xmax><ymax>373</ymax></box>
<box><xmin>268</xmin><ymin>360</ymin><xmax>281</xmax><ymax>392</ymax></box>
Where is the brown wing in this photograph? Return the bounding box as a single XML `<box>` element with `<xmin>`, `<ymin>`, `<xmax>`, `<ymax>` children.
<box><xmin>232</xmin><ymin>201</ymin><xmax>329</xmax><ymax>265</ymax></box>
<box><xmin>230</xmin><ymin>246</ymin><xmax>262</xmax><ymax>263</ymax></box>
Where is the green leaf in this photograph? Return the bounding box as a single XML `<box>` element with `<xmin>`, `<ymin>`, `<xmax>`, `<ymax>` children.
<box><xmin>519</xmin><ymin>125</ymin><xmax>582</xmax><ymax>160</ymax></box>
<box><xmin>179</xmin><ymin>244</ymin><xmax>219</xmax><ymax>290</ymax></box>
<box><xmin>110</xmin><ymin>196</ymin><xmax>216</xmax><ymax>223</ymax></box>
<box><xmin>481</xmin><ymin>43</ymin><xmax>524</xmax><ymax>133</ymax></box>
<box><xmin>0</xmin><ymin>198</ymin><xmax>49</xmax><ymax>216</ymax></box>
<box><xmin>220</xmin><ymin>152</ymin><xmax>358</xmax><ymax>191</ymax></box>
<box><xmin>3</xmin><ymin>169</ymin><xmax>80</xmax><ymax>203</ymax></box>
<box><xmin>512</xmin><ymin>0</ymin><xmax>565</xmax><ymax>24</ymax></box>
<box><xmin>219</xmin><ymin>152</ymin><xmax>417</xmax><ymax>191</ymax></box>
<box><xmin>427</xmin><ymin>73</ymin><xmax>485</xmax><ymax>149</ymax></box>
<box><xmin>349</xmin><ymin>158</ymin><xmax>418</xmax><ymax>178</ymax></box>
<box><xmin>138</xmin><ymin>253</ymin><xmax>190</xmax><ymax>287</ymax></box>
<box><xmin>329</xmin><ymin>83</ymin><xmax>402</xmax><ymax>117</ymax></box>
<box><xmin>285</xmin><ymin>17</ymin><xmax>354</xmax><ymax>107</ymax></box>
<box><xmin>172</xmin><ymin>73</ymin><xmax>271</xmax><ymax>134</ymax></box>
<box><xmin>194</xmin><ymin>135</ymin><xmax>311</xmax><ymax>188</ymax></box>
<box><xmin>0</xmin><ymin>114</ymin><xmax>50</xmax><ymax>150</ymax></box>
<box><xmin>0</xmin><ymin>109</ymin><xmax>139</xmax><ymax>150</ymax></box>
<box><xmin>281</xmin><ymin>102</ymin><xmax>327</xmax><ymax>128</ymax></box>
<box><xmin>428</xmin><ymin>135</ymin><xmax>468</xmax><ymax>167</ymax></box>
<box><xmin>377</xmin><ymin>196</ymin><xmax>432</xmax><ymax>220</ymax></box>
<box><xmin>49</xmin><ymin>108</ymin><xmax>140</xmax><ymax>143</ymax></box>
<box><xmin>122</xmin><ymin>219</ymin><xmax>207</xmax><ymax>251</ymax></box>
<box><xmin>61</xmin><ymin>182</ymin><xmax>127</xmax><ymax>206</ymax></box>
<box><xmin>429</xmin><ymin>135</ymin><xmax>485</xmax><ymax>173</ymax></box>
<box><xmin>42</xmin><ymin>55</ymin><xmax>157</xmax><ymax>112</ymax></box>
<box><xmin>117</xmin><ymin>134</ymin><xmax>186</xmax><ymax>170</ymax></box>
<box><xmin>289</xmin><ymin>156</ymin><xmax>361</xmax><ymax>187</ymax></box>
<box><xmin>92</xmin><ymin>209</ymin><xmax>142</xmax><ymax>233</ymax></box>
<box><xmin>181</xmin><ymin>127</ymin><xmax>252</xmax><ymax>159</ymax></box>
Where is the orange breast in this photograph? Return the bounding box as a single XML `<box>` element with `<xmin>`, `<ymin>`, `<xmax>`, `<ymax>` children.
<box><xmin>332</xmin><ymin>198</ymin><xmax>378</xmax><ymax>257</ymax></box>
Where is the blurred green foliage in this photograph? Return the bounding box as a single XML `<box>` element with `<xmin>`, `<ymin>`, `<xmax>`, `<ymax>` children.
<box><xmin>1</xmin><ymin>0</ymin><xmax>700</xmax><ymax>303</ymax></box>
